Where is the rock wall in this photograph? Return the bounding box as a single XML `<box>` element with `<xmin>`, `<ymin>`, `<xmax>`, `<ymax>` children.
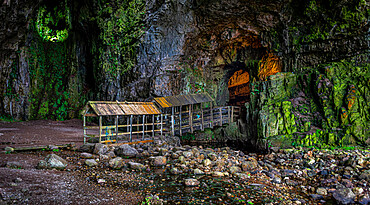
<box><xmin>0</xmin><ymin>0</ymin><xmax>369</xmax><ymax>149</ymax></box>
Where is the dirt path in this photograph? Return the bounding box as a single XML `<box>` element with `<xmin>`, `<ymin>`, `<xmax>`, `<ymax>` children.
<box><xmin>0</xmin><ymin>119</ymin><xmax>84</xmax><ymax>149</ymax></box>
<box><xmin>0</xmin><ymin>120</ymin><xmax>143</xmax><ymax>204</ymax></box>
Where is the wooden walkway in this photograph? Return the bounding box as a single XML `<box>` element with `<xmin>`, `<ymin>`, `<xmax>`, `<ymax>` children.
<box><xmin>83</xmin><ymin>106</ymin><xmax>240</xmax><ymax>144</ymax></box>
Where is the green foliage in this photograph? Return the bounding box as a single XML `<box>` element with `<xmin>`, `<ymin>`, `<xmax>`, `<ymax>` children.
<box><xmin>36</xmin><ymin>1</ymin><xmax>71</xmax><ymax>42</ymax></box>
<box><xmin>290</xmin><ymin>0</ymin><xmax>369</xmax><ymax>45</ymax></box>
<box><xmin>27</xmin><ymin>20</ymin><xmax>79</xmax><ymax>120</ymax></box>
<box><xmin>95</xmin><ymin>0</ymin><xmax>145</xmax><ymax>78</ymax></box>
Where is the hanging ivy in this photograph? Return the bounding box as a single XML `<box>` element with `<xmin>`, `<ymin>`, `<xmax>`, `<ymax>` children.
<box><xmin>36</xmin><ymin>1</ymin><xmax>71</xmax><ymax>42</ymax></box>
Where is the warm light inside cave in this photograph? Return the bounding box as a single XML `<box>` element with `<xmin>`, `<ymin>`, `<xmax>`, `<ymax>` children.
<box><xmin>228</xmin><ymin>70</ymin><xmax>250</xmax><ymax>106</ymax></box>
<box><xmin>258</xmin><ymin>52</ymin><xmax>282</xmax><ymax>81</ymax></box>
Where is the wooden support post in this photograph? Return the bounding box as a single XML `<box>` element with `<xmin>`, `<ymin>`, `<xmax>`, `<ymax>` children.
<box><xmin>142</xmin><ymin>115</ymin><xmax>145</xmax><ymax>140</ymax></box>
<box><xmin>160</xmin><ymin>114</ymin><xmax>163</xmax><ymax>137</ymax></box>
<box><xmin>152</xmin><ymin>115</ymin><xmax>155</xmax><ymax>138</ymax></box>
<box><xmin>211</xmin><ymin>103</ymin><xmax>214</xmax><ymax>128</ymax></box>
<box><xmin>99</xmin><ymin>116</ymin><xmax>102</xmax><ymax>143</ymax></box>
<box><xmin>228</xmin><ymin>106</ymin><xmax>230</xmax><ymax>124</ymax></box>
<box><xmin>171</xmin><ymin>107</ymin><xmax>175</xmax><ymax>136</ymax></box>
<box><xmin>220</xmin><ymin>107</ymin><xmax>222</xmax><ymax>126</ymax></box>
<box><xmin>201</xmin><ymin>103</ymin><xmax>204</xmax><ymax>131</ymax></box>
<box><xmin>231</xmin><ymin>106</ymin><xmax>234</xmax><ymax>123</ymax></box>
<box><xmin>83</xmin><ymin>115</ymin><xmax>86</xmax><ymax>144</ymax></box>
<box><xmin>190</xmin><ymin>104</ymin><xmax>193</xmax><ymax>133</ymax></box>
<box><xmin>115</xmin><ymin>115</ymin><xmax>118</xmax><ymax>143</ymax></box>
<box><xmin>179</xmin><ymin>106</ymin><xmax>182</xmax><ymax>136</ymax></box>
<box><xmin>130</xmin><ymin>115</ymin><xmax>133</xmax><ymax>142</ymax></box>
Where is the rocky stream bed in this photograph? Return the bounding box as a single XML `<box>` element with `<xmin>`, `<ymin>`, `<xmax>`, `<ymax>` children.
<box><xmin>1</xmin><ymin>137</ymin><xmax>369</xmax><ymax>204</ymax></box>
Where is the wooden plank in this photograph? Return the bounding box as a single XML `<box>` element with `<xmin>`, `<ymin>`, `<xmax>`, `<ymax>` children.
<box><xmin>228</xmin><ymin>106</ymin><xmax>230</xmax><ymax>123</ymax></box>
<box><xmin>84</xmin><ymin>113</ymin><xmax>98</xmax><ymax>117</ymax></box>
<box><xmin>107</xmin><ymin>139</ymin><xmax>154</xmax><ymax>147</ymax></box>
<box><xmin>83</xmin><ymin>115</ymin><xmax>86</xmax><ymax>144</ymax></box>
<box><xmin>115</xmin><ymin>115</ymin><xmax>118</xmax><ymax>142</ymax></box>
<box><xmin>219</xmin><ymin>107</ymin><xmax>222</xmax><ymax>126</ymax></box>
<box><xmin>210</xmin><ymin>103</ymin><xmax>214</xmax><ymax>128</ymax></box>
<box><xmin>130</xmin><ymin>115</ymin><xmax>133</xmax><ymax>142</ymax></box>
<box><xmin>231</xmin><ymin>106</ymin><xmax>234</xmax><ymax>123</ymax></box>
<box><xmin>179</xmin><ymin>106</ymin><xmax>182</xmax><ymax>136</ymax></box>
<box><xmin>201</xmin><ymin>103</ymin><xmax>204</xmax><ymax>131</ymax></box>
<box><xmin>99</xmin><ymin>116</ymin><xmax>102</xmax><ymax>143</ymax></box>
<box><xmin>171</xmin><ymin>107</ymin><xmax>175</xmax><ymax>136</ymax></box>
<box><xmin>160</xmin><ymin>114</ymin><xmax>163</xmax><ymax>137</ymax></box>
<box><xmin>152</xmin><ymin>115</ymin><xmax>155</xmax><ymax>138</ymax></box>
<box><xmin>190</xmin><ymin>104</ymin><xmax>193</xmax><ymax>133</ymax></box>
<box><xmin>142</xmin><ymin>115</ymin><xmax>145</xmax><ymax>140</ymax></box>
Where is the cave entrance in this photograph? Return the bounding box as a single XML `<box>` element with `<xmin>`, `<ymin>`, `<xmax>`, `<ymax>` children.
<box><xmin>228</xmin><ymin>69</ymin><xmax>250</xmax><ymax>107</ymax></box>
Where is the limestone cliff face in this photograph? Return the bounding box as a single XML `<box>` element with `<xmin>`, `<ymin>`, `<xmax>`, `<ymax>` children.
<box><xmin>0</xmin><ymin>0</ymin><xmax>369</xmax><ymax>148</ymax></box>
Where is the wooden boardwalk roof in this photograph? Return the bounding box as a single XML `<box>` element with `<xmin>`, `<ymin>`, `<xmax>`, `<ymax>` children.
<box><xmin>85</xmin><ymin>101</ymin><xmax>161</xmax><ymax>116</ymax></box>
<box><xmin>154</xmin><ymin>93</ymin><xmax>213</xmax><ymax>108</ymax></box>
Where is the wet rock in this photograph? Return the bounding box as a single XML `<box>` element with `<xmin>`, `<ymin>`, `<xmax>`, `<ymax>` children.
<box><xmin>203</xmin><ymin>159</ymin><xmax>212</xmax><ymax>167</ymax></box>
<box><xmin>5</xmin><ymin>161</ymin><xmax>22</xmax><ymax>169</ymax></box>
<box><xmin>310</xmin><ymin>194</ymin><xmax>324</xmax><ymax>200</ymax></box>
<box><xmin>128</xmin><ymin>162</ymin><xmax>145</xmax><ymax>171</ymax></box>
<box><xmin>115</xmin><ymin>144</ymin><xmax>138</xmax><ymax>158</ymax></box>
<box><xmin>85</xmin><ymin>159</ymin><xmax>98</xmax><ymax>167</ymax></box>
<box><xmin>44</xmin><ymin>154</ymin><xmax>68</xmax><ymax>170</ymax></box>
<box><xmin>182</xmin><ymin>151</ymin><xmax>193</xmax><ymax>158</ymax></box>
<box><xmin>333</xmin><ymin>185</ymin><xmax>356</xmax><ymax>204</ymax></box>
<box><xmin>93</xmin><ymin>143</ymin><xmax>109</xmax><ymax>155</ymax></box>
<box><xmin>242</xmin><ymin>159</ymin><xmax>258</xmax><ymax>171</ymax></box>
<box><xmin>152</xmin><ymin>156</ymin><xmax>167</xmax><ymax>167</ymax></box>
<box><xmin>359</xmin><ymin>170</ymin><xmax>370</xmax><ymax>181</ymax></box>
<box><xmin>78</xmin><ymin>143</ymin><xmax>95</xmax><ymax>153</ymax></box>
<box><xmin>212</xmin><ymin>171</ymin><xmax>224</xmax><ymax>177</ymax></box>
<box><xmin>170</xmin><ymin>167</ymin><xmax>181</xmax><ymax>175</ymax></box>
<box><xmin>229</xmin><ymin>166</ymin><xmax>242</xmax><ymax>174</ymax></box>
<box><xmin>353</xmin><ymin>187</ymin><xmax>364</xmax><ymax>196</ymax></box>
<box><xmin>36</xmin><ymin>160</ymin><xmax>48</xmax><ymax>169</ymax></box>
<box><xmin>80</xmin><ymin>152</ymin><xmax>94</xmax><ymax>159</ymax></box>
<box><xmin>316</xmin><ymin>187</ymin><xmax>327</xmax><ymax>196</ymax></box>
<box><xmin>184</xmin><ymin>178</ymin><xmax>200</xmax><ymax>187</ymax></box>
<box><xmin>193</xmin><ymin>168</ymin><xmax>204</xmax><ymax>175</ymax></box>
<box><xmin>97</xmin><ymin>179</ymin><xmax>106</xmax><ymax>184</ymax></box>
<box><xmin>208</xmin><ymin>153</ymin><xmax>218</xmax><ymax>161</ymax></box>
<box><xmin>178</xmin><ymin>156</ymin><xmax>185</xmax><ymax>164</ymax></box>
<box><xmin>109</xmin><ymin>157</ymin><xmax>125</xmax><ymax>169</ymax></box>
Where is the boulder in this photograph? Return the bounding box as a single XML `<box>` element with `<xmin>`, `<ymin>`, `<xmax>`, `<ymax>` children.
<box><xmin>85</xmin><ymin>159</ymin><xmax>98</xmax><ymax>167</ymax></box>
<box><xmin>184</xmin><ymin>178</ymin><xmax>200</xmax><ymax>187</ymax></box>
<box><xmin>115</xmin><ymin>144</ymin><xmax>138</xmax><ymax>158</ymax></box>
<box><xmin>78</xmin><ymin>143</ymin><xmax>95</xmax><ymax>153</ymax></box>
<box><xmin>193</xmin><ymin>168</ymin><xmax>205</xmax><ymax>175</ymax></box>
<box><xmin>359</xmin><ymin>170</ymin><xmax>370</xmax><ymax>181</ymax></box>
<box><xmin>203</xmin><ymin>159</ymin><xmax>212</xmax><ymax>167</ymax></box>
<box><xmin>152</xmin><ymin>156</ymin><xmax>167</xmax><ymax>166</ymax></box>
<box><xmin>170</xmin><ymin>167</ymin><xmax>181</xmax><ymax>175</ymax></box>
<box><xmin>93</xmin><ymin>143</ymin><xmax>109</xmax><ymax>155</ymax></box>
<box><xmin>333</xmin><ymin>185</ymin><xmax>356</xmax><ymax>204</ymax></box>
<box><xmin>5</xmin><ymin>161</ymin><xmax>23</xmax><ymax>169</ymax></box>
<box><xmin>229</xmin><ymin>166</ymin><xmax>242</xmax><ymax>174</ymax></box>
<box><xmin>128</xmin><ymin>162</ymin><xmax>145</xmax><ymax>171</ymax></box>
<box><xmin>44</xmin><ymin>154</ymin><xmax>68</xmax><ymax>170</ymax></box>
<box><xmin>242</xmin><ymin>159</ymin><xmax>258</xmax><ymax>171</ymax></box>
<box><xmin>109</xmin><ymin>157</ymin><xmax>125</xmax><ymax>169</ymax></box>
<box><xmin>80</xmin><ymin>152</ymin><xmax>94</xmax><ymax>159</ymax></box>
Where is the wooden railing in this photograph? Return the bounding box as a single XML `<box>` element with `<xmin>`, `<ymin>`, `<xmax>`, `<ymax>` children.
<box><xmin>83</xmin><ymin>106</ymin><xmax>240</xmax><ymax>144</ymax></box>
